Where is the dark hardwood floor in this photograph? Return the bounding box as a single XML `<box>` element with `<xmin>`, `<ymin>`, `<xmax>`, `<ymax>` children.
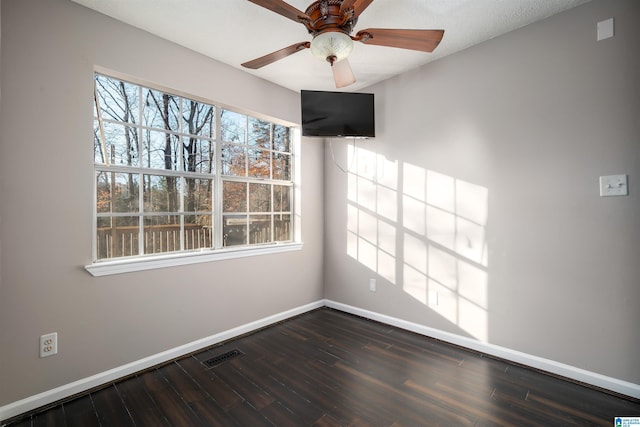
<box><xmin>4</xmin><ymin>308</ymin><xmax>639</xmax><ymax>426</ymax></box>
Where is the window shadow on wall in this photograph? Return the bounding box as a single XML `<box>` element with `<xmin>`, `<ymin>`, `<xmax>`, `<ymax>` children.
<box><xmin>345</xmin><ymin>145</ymin><xmax>489</xmax><ymax>341</ymax></box>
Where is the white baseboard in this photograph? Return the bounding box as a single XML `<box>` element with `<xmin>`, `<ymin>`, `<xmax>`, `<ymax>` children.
<box><xmin>0</xmin><ymin>300</ymin><xmax>325</xmax><ymax>423</ymax></box>
<box><xmin>2</xmin><ymin>298</ymin><xmax>638</xmax><ymax>423</ymax></box>
<box><xmin>324</xmin><ymin>299</ymin><xmax>640</xmax><ymax>400</ymax></box>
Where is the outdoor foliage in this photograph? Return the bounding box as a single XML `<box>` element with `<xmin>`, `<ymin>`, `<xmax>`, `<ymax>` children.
<box><xmin>93</xmin><ymin>74</ymin><xmax>293</xmax><ymax>260</ymax></box>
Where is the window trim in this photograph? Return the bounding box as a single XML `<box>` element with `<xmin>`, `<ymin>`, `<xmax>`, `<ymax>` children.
<box><xmin>87</xmin><ymin>67</ymin><xmax>302</xmax><ymax>275</ymax></box>
<box><xmin>84</xmin><ymin>242</ymin><xmax>303</xmax><ymax>277</ymax></box>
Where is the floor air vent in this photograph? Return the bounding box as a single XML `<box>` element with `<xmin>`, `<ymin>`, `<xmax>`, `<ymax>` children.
<box><xmin>202</xmin><ymin>349</ymin><xmax>244</xmax><ymax>368</ymax></box>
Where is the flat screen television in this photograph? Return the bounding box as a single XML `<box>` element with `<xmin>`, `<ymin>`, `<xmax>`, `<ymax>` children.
<box><xmin>301</xmin><ymin>90</ymin><xmax>375</xmax><ymax>138</ymax></box>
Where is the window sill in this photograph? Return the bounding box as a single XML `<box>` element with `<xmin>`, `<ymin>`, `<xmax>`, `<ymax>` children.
<box><xmin>85</xmin><ymin>242</ymin><xmax>303</xmax><ymax>277</ymax></box>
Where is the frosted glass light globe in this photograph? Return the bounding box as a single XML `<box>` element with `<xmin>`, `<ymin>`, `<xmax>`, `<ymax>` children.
<box><xmin>310</xmin><ymin>32</ymin><xmax>354</xmax><ymax>62</ymax></box>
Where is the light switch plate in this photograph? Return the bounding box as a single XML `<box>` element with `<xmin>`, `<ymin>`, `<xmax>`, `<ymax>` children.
<box><xmin>600</xmin><ymin>174</ymin><xmax>628</xmax><ymax>197</ymax></box>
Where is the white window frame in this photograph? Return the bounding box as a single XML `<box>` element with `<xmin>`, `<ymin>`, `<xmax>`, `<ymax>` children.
<box><xmin>85</xmin><ymin>69</ymin><xmax>302</xmax><ymax>277</ymax></box>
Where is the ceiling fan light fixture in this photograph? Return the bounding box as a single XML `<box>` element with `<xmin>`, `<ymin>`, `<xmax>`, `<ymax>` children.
<box><xmin>242</xmin><ymin>0</ymin><xmax>446</xmax><ymax>88</ymax></box>
<box><xmin>310</xmin><ymin>31</ymin><xmax>353</xmax><ymax>62</ymax></box>
<box><xmin>331</xmin><ymin>57</ymin><xmax>356</xmax><ymax>88</ymax></box>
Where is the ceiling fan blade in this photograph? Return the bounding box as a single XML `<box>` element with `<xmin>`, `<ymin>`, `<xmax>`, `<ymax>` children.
<box><xmin>355</xmin><ymin>28</ymin><xmax>445</xmax><ymax>52</ymax></box>
<box><xmin>340</xmin><ymin>0</ymin><xmax>375</xmax><ymax>18</ymax></box>
<box><xmin>242</xmin><ymin>42</ymin><xmax>310</xmax><ymax>69</ymax></box>
<box><xmin>247</xmin><ymin>0</ymin><xmax>310</xmax><ymax>23</ymax></box>
<box><xmin>331</xmin><ymin>58</ymin><xmax>356</xmax><ymax>88</ymax></box>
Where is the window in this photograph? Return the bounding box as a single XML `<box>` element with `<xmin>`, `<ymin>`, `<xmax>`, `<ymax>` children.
<box><xmin>90</xmin><ymin>72</ymin><xmax>296</xmax><ymax>272</ymax></box>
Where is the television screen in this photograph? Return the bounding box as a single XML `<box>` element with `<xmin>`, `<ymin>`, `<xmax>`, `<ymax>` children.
<box><xmin>301</xmin><ymin>90</ymin><xmax>375</xmax><ymax>138</ymax></box>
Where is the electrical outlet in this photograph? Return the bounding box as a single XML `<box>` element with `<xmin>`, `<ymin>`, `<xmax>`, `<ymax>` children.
<box><xmin>40</xmin><ymin>333</ymin><xmax>58</xmax><ymax>358</ymax></box>
<box><xmin>369</xmin><ymin>278</ymin><xmax>376</xmax><ymax>292</ymax></box>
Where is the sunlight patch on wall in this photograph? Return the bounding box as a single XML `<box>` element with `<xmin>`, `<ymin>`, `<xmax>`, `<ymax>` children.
<box><xmin>346</xmin><ymin>147</ymin><xmax>398</xmax><ymax>284</ymax></box>
<box><xmin>403</xmin><ymin>195</ymin><xmax>426</xmax><ymax>235</ymax></box>
<box><xmin>345</xmin><ymin>144</ymin><xmax>490</xmax><ymax>342</ymax></box>
<box><xmin>404</xmin><ymin>233</ymin><xmax>428</xmax><ymax>274</ymax></box>
<box><xmin>454</xmin><ymin>179</ymin><xmax>489</xmax><ymax>265</ymax></box>
<box><xmin>402</xmin><ymin>162</ymin><xmax>489</xmax><ymax>341</ymax></box>
<box><xmin>404</xmin><ymin>264</ymin><xmax>428</xmax><ymax>304</ymax></box>
<box><xmin>403</xmin><ymin>163</ymin><xmax>426</xmax><ymax>202</ymax></box>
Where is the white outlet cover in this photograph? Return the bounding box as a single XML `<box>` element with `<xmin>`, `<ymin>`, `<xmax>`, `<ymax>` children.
<box><xmin>600</xmin><ymin>174</ymin><xmax>628</xmax><ymax>197</ymax></box>
<box><xmin>40</xmin><ymin>332</ymin><xmax>58</xmax><ymax>358</ymax></box>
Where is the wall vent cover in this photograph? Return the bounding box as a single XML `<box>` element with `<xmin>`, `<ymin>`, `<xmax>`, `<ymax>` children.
<box><xmin>202</xmin><ymin>349</ymin><xmax>244</xmax><ymax>368</ymax></box>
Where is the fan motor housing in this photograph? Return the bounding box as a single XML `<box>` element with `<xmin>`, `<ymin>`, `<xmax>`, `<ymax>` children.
<box><xmin>303</xmin><ymin>0</ymin><xmax>357</xmax><ymax>36</ymax></box>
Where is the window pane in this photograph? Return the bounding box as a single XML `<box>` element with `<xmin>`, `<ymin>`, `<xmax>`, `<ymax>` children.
<box><xmin>250</xmin><ymin>215</ymin><xmax>272</xmax><ymax>244</ymax></box>
<box><xmin>142</xmin><ymin>89</ymin><xmax>179</xmax><ymax>131</ymax></box>
<box><xmin>144</xmin><ymin>174</ymin><xmax>180</xmax><ymax>213</ymax></box>
<box><xmin>93</xmin><ymin>73</ymin><xmax>297</xmax><ymax>261</ymax></box>
<box><xmin>273</xmin><ymin>125</ymin><xmax>291</xmax><ymax>152</ymax></box>
<box><xmin>249</xmin><ymin>183</ymin><xmax>271</xmax><ymax>212</ymax></box>
<box><xmin>248</xmin><ymin>118</ymin><xmax>271</xmax><ymax>148</ymax></box>
<box><xmin>221</xmin><ymin>110</ymin><xmax>246</xmax><ymax>143</ymax></box>
<box><xmin>142</xmin><ymin>130</ymin><xmax>181</xmax><ymax>170</ymax></box>
<box><xmin>94</xmin><ymin>124</ymin><xmax>104</xmax><ymax>163</ymax></box>
<box><xmin>184</xmin><ymin>214</ymin><xmax>212</xmax><ymax>250</ymax></box>
<box><xmin>144</xmin><ymin>215</ymin><xmax>181</xmax><ymax>255</ymax></box>
<box><xmin>182</xmin><ymin>137</ymin><xmax>214</xmax><ymax>174</ymax></box>
<box><xmin>248</xmin><ymin>148</ymin><xmax>270</xmax><ymax>178</ymax></box>
<box><xmin>94</xmin><ymin>74</ymin><xmax>139</xmax><ymax>124</ymax></box>
<box><xmin>223</xmin><ymin>215</ymin><xmax>247</xmax><ymax>247</ymax></box>
<box><xmin>94</xmin><ymin>122</ymin><xmax>139</xmax><ymax>166</ymax></box>
<box><xmin>274</xmin><ymin>214</ymin><xmax>292</xmax><ymax>241</ymax></box>
<box><xmin>223</xmin><ymin>181</ymin><xmax>247</xmax><ymax>212</ymax></box>
<box><xmin>182</xmin><ymin>99</ymin><xmax>215</xmax><ymax>138</ymax></box>
<box><xmin>273</xmin><ymin>185</ymin><xmax>291</xmax><ymax>212</ymax></box>
<box><xmin>96</xmin><ymin>216</ymin><xmax>139</xmax><ymax>260</ymax></box>
<box><xmin>273</xmin><ymin>153</ymin><xmax>291</xmax><ymax>180</ymax></box>
<box><xmin>184</xmin><ymin>178</ymin><xmax>212</xmax><ymax>212</ymax></box>
<box><xmin>96</xmin><ymin>172</ymin><xmax>139</xmax><ymax>213</ymax></box>
<box><xmin>222</xmin><ymin>144</ymin><xmax>246</xmax><ymax>176</ymax></box>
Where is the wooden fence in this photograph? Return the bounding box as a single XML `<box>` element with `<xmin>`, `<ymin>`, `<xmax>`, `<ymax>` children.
<box><xmin>97</xmin><ymin>224</ymin><xmax>212</xmax><ymax>259</ymax></box>
<box><xmin>97</xmin><ymin>220</ymin><xmax>290</xmax><ymax>260</ymax></box>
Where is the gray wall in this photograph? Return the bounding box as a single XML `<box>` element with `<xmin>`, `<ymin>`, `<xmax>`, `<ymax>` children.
<box><xmin>324</xmin><ymin>0</ymin><xmax>639</xmax><ymax>384</ymax></box>
<box><xmin>0</xmin><ymin>0</ymin><xmax>324</xmax><ymax>404</ymax></box>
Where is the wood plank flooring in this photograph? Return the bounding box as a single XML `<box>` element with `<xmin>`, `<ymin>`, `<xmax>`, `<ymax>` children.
<box><xmin>3</xmin><ymin>308</ymin><xmax>639</xmax><ymax>426</ymax></box>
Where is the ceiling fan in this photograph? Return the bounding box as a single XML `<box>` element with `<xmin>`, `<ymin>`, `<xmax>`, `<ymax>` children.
<box><xmin>242</xmin><ymin>0</ymin><xmax>445</xmax><ymax>88</ymax></box>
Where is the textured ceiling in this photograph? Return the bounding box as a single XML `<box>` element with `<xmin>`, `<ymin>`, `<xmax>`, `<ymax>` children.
<box><xmin>71</xmin><ymin>0</ymin><xmax>591</xmax><ymax>92</ymax></box>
